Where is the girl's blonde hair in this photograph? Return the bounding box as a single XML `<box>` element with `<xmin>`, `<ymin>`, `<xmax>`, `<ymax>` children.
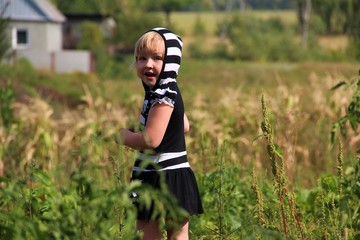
<box><xmin>134</xmin><ymin>31</ymin><xmax>164</xmax><ymax>57</ymax></box>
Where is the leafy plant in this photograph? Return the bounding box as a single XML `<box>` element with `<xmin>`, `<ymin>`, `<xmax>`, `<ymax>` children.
<box><xmin>257</xmin><ymin>95</ymin><xmax>304</xmax><ymax>239</ymax></box>
<box><xmin>330</xmin><ymin>69</ymin><xmax>360</xmax><ymax>153</ymax></box>
<box><xmin>0</xmin><ymin>80</ymin><xmax>15</xmax><ymax>130</ymax></box>
<box><xmin>0</xmin><ymin>14</ymin><xmax>10</xmax><ymax>61</ymax></box>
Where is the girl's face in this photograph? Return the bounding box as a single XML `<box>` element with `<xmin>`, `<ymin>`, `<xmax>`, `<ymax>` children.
<box><xmin>136</xmin><ymin>43</ymin><xmax>164</xmax><ymax>90</ymax></box>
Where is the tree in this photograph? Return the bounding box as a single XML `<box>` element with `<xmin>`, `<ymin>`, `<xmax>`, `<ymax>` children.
<box><xmin>312</xmin><ymin>0</ymin><xmax>345</xmax><ymax>34</ymax></box>
<box><xmin>0</xmin><ymin>1</ymin><xmax>10</xmax><ymax>60</ymax></box>
<box><xmin>296</xmin><ymin>0</ymin><xmax>312</xmax><ymax>48</ymax></box>
<box><xmin>149</xmin><ymin>0</ymin><xmax>194</xmax><ymax>27</ymax></box>
<box><xmin>99</xmin><ymin>0</ymin><xmax>162</xmax><ymax>53</ymax></box>
<box><xmin>311</xmin><ymin>0</ymin><xmax>360</xmax><ymax>58</ymax></box>
<box><xmin>77</xmin><ymin>21</ymin><xmax>105</xmax><ymax>53</ymax></box>
<box><xmin>344</xmin><ymin>0</ymin><xmax>360</xmax><ymax>59</ymax></box>
<box><xmin>51</xmin><ymin>0</ymin><xmax>99</xmax><ymax>14</ymax></box>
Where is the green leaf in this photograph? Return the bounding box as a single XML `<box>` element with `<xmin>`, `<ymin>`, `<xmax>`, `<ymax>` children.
<box><xmin>273</xmin><ymin>144</ymin><xmax>283</xmax><ymax>159</ymax></box>
<box><xmin>33</xmin><ymin>170</ymin><xmax>52</xmax><ymax>187</ymax></box>
<box><xmin>349</xmin><ymin>117</ymin><xmax>358</xmax><ymax>131</ymax></box>
<box><xmin>330</xmin><ymin>122</ymin><xmax>338</xmax><ymax>145</ymax></box>
<box><xmin>339</xmin><ymin>120</ymin><xmax>347</xmax><ymax>138</ymax></box>
<box><xmin>345</xmin><ymin>167</ymin><xmax>355</xmax><ymax>175</ymax></box>
<box><xmin>320</xmin><ymin>175</ymin><xmax>338</xmax><ymax>192</ymax></box>
<box><xmin>330</xmin><ymin>81</ymin><xmax>346</xmax><ymax>91</ymax></box>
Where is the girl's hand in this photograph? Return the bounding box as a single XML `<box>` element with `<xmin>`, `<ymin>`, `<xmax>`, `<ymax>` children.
<box><xmin>115</xmin><ymin>103</ymin><xmax>173</xmax><ymax>150</ymax></box>
<box><xmin>115</xmin><ymin>128</ymin><xmax>129</xmax><ymax>145</ymax></box>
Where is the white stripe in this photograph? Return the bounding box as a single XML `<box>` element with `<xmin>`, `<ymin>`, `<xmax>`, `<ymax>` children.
<box><xmin>152</xmin><ymin>97</ymin><xmax>175</xmax><ymax>107</ymax></box>
<box><xmin>164</xmin><ymin>63</ymin><xmax>179</xmax><ymax>74</ymax></box>
<box><xmin>152</xmin><ymin>28</ymin><xmax>183</xmax><ymax>47</ymax></box>
<box><xmin>137</xmin><ymin>151</ymin><xmax>187</xmax><ymax>163</ymax></box>
<box><xmin>133</xmin><ymin>162</ymin><xmax>190</xmax><ymax>172</ymax></box>
<box><xmin>163</xmin><ymin>33</ymin><xmax>183</xmax><ymax>47</ymax></box>
<box><xmin>159</xmin><ymin>78</ymin><xmax>176</xmax><ymax>85</ymax></box>
<box><xmin>154</xmin><ymin>87</ymin><xmax>177</xmax><ymax>96</ymax></box>
<box><xmin>163</xmin><ymin>32</ymin><xmax>179</xmax><ymax>41</ymax></box>
<box><xmin>167</xmin><ymin>47</ymin><xmax>182</xmax><ymax>57</ymax></box>
<box><xmin>153</xmin><ymin>27</ymin><xmax>166</xmax><ymax>31</ymax></box>
<box><xmin>160</xmin><ymin>78</ymin><xmax>176</xmax><ymax>85</ymax></box>
<box><xmin>140</xmin><ymin>115</ymin><xmax>145</xmax><ymax>125</ymax></box>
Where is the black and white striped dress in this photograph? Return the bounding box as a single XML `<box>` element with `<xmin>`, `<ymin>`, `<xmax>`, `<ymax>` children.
<box><xmin>132</xmin><ymin>27</ymin><xmax>203</xmax><ymax>221</ymax></box>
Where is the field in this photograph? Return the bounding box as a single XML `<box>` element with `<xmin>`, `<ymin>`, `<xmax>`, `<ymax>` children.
<box><xmin>169</xmin><ymin>10</ymin><xmax>298</xmax><ymax>35</ymax></box>
<box><xmin>169</xmin><ymin>10</ymin><xmax>348</xmax><ymax>52</ymax></box>
<box><xmin>1</xmin><ymin>10</ymin><xmax>360</xmax><ymax>240</ymax></box>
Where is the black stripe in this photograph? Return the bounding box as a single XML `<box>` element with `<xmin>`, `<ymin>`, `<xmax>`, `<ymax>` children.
<box><xmin>161</xmin><ymin>71</ymin><xmax>178</xmax><ymax>79</ymax></box>
<box><xmin>166</xmin><ymin>39</ymin><xmax>182</xmax><ymax>49</ymax></box>
<box><xmin>134</xmin><ymin>155</ymin><xmax>187</xmax><ymax>170</ymax></box>
<box><xmin>166</xmin><ymin>55</ymin><xmax>181</xmax><ymax>64</ymax></box>
<box><xmin>158</xmin><ymin>155</ymin><xmax>187</xmax><ymax>168</ymax></box>
<box><xmin>156</xmin><ymin>28</ymin><xmax>171</xmax><ymax>35</ymax></box>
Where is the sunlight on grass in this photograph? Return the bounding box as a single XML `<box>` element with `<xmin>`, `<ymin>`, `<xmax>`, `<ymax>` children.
<box><xmin>171</xmin><ymin>10</ymin><xmax>297</xmax><ymax>35</ymax></box>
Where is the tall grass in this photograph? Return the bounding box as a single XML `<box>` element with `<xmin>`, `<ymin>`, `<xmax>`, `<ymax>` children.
<box><xmin>0</xmin><ymin>61</ymin><xmax>359</xmax><ymax>239</ymax></box>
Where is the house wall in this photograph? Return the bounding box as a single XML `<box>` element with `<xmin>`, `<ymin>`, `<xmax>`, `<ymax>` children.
<box><xmin>45</xmin><ymin>22</ymin><xmax>63</xmax><ymax>51</ymax></box>
<box><xmin>54</xmin><ymin>50</ymin><xmax>92</xmax><ymax>73</ymax></box>
<box><xmin>8</xmin><ymin>21</ymin><xmax>62</xmax><ymax>52</ymax></box>
<box><xmin>15</xmin><ymin>50</ymin><xmax>93</xmax><ymax>73</ymax></box>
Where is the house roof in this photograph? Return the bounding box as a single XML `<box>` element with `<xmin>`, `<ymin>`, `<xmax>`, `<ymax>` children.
<box><xmin>0</xmin><ymin>0</ymin><xmax>66</xmax><ymax>23</ymax></box>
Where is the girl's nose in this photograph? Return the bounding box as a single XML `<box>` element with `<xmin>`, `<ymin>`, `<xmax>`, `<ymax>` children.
<box><xmin>145</xmin><ymin>58</ymin><xmax>154</xmax><ymax>67</ymax></box>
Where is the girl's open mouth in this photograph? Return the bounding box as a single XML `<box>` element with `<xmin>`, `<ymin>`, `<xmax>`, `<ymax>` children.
<box><xmin>145</xmin><ymin>72</ymin><xmax>156</xmax><ymax>77</ymax></box>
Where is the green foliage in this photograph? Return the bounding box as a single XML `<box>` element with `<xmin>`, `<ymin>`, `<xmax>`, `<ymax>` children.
<box><xmin>10</xmin><ymin>59</ymin><xmax>38</xmax><ymax>86</ymax></box>
<box><xmin>192</xmin><ymin>15</ymin><xmax>207</xmax><ymax>36</ymax></box>
<box><xmin>191</xmin><ymin>160</ymin><xmax>257</xmax><ymax>239</ymax></box>
<box><xmin>258</xmin><ymin>95</ymin><xmax>304</xmax><ymax>239</ymax></box>
<box><xmin>0</xmin><ymin>18</ymin><xmax>9</xmax><ymax>60</ymax></box>
<box><xmin>331</xmin><ymin>70</ymin><xmax>360</xmax><ymax>152</ymax></box>
<box><xmin>75</xmin><ymin>21</ymin><xmax>118</xmax><ymax>79</ymax></box>
<box><xmin>51</xmin><ymin>0</ymin><xmax>99</xmax><ymax>14</ymax></box>
<box><xmin>225</xmin><ymin>15</ymin><xmax>305</xmax><ymax>61</ymax></box>
<box><xmin>112</xmin><ymin>11</ymin><xmax>162</xmax><ymax>54</ymax></box>
<box><xmin>1</xmin><ymin>57</ymin><xmax>360</xmax><ymax>238</ymax></box>
<box><xmin>301</xmin><ymin>157</ymin><xmax>360</xmax><ymax>239</ymax></box>
<box><xmin>77</xmin><ymin>21</ymin><xmax>105</xmax><ymax>53</ymax></box>
<box><xmin>0</xmin><ymin>160</ymin><xmax>139</xmax><ymax>239</ymax></box>
<box><xmin>312</xmin><ymin>0</ymin><xmax>344</xmax><ymax>34</ymax></box>
<box><xmin>0</xmin><ymin>80</ymin><xmax>15</xmax><ymax>129</ymax></box>
<box><xmin>0</xmin><ymin>139</ymin><xmax>187</xmax><ymax>239</ymax></box>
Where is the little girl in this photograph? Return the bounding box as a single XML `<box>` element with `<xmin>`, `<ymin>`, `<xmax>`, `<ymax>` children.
<box><xmin>117</xmin><ymin>27</ymin><xmax>203</xmax><ymax>239</ymax></box>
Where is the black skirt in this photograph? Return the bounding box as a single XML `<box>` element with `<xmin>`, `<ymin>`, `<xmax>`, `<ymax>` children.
<box><xmin>131</xmin><ymin>168</ymin><xmax>204</xmax><ymax>221</ymax></box>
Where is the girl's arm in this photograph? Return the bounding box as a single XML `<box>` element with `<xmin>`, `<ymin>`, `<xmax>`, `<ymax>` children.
<box><xmin>117</xmin><ymin>103</ymin><xmax>173</xmax><ymax>151</ymax></box>
<box><xmin>184</xmin><ymin>113</ymin><xmax>190</xmax><ymax>133</ymax></box>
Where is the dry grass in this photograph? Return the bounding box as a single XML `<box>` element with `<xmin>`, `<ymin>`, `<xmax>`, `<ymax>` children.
<box><xmin>170</xmin><ymin>10</ymin><xmax>297</xmax><ymax>36</ymax></box>
<box><xmin>0</xmin><ymin>61</ymin><xmax>359</xmax><ymax>195</ymax></box>
<box><xmin>318</xmin><ymin>35</ymin><xmax>349</xmax><ymax>50</ymax></box>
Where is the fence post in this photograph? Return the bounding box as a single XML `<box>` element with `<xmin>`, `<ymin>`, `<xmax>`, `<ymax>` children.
<box><xmin>50</xmin><ymin>51</ymin><xmax>55</xmax><ymax>72</ymax></box>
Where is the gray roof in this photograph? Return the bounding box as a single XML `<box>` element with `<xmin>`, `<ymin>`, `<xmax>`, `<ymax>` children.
<box><xmin>0</xmin><ymin>0</ymin><xmax>66</xmax><ymax>23</ymax></box>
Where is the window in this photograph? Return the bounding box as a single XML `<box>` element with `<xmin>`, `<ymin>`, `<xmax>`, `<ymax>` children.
<box><xmin>12</xmin><ymin>28</ymin><xmax>29</xmax><ymax>49</ymax></box>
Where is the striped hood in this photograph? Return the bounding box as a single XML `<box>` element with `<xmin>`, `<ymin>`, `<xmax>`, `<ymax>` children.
<box><xmin>139</xmin><ymin>28</ymin><xmax>183</xmax><ymax>126</ymax></box>
<box><xmin>143</xmin><ymin>28</ymin><xmax>183</xmax><ymax>102</ymax></box>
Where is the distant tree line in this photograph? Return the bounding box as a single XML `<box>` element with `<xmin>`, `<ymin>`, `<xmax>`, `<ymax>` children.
<box><xmin>49</xmin><ymin>0</ymin><xmax>296</xmax><ymax>13</ymax></box>
<box><xmin>1</xmin><ymin>0</ymin><xmax>359</xmax><ymax>64</ymax></box>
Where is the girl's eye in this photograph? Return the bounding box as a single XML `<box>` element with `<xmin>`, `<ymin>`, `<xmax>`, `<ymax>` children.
<box><xmin>155</xmin><ymin>56</ymin><xmax>163</xmax><ymax>61</ymax></box>
<box><xmin>138</xmin><ymin>56</ymin><xmax>146</xmax><ymax>61</ymax></box>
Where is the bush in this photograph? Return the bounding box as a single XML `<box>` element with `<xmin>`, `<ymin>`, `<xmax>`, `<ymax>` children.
<box><xmin>0</xmin><ymin>18</ymin><xmax>10</xmax><ymax>61</ymax></box>
<box><xmin>113</xmin><ymin>11</ymin><xmax>162</xmax><ymax>54</ymax></box>
<box><xmin>225</xmin><ymin>15</ymin><xmax>303</xmax><ymax>62</ymax></box>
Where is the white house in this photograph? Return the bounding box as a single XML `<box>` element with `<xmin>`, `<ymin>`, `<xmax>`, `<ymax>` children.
<box><xmin>0</xmin><ymin>0</ymin><xmax>93</xmax><ymax>73</ymax></box>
